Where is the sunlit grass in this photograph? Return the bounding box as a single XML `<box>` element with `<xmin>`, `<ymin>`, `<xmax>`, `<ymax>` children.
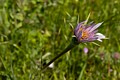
<box><xmin>0</xmin><ymin>0</ymin><xmax>120</xmax><ymax>80</ymax></box>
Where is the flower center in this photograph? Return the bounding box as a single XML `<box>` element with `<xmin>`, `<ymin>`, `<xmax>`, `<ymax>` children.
<box><xmin>80</xmin><ymin>31</ymin><xmax>89</xmax><ymax>40</ymax></box>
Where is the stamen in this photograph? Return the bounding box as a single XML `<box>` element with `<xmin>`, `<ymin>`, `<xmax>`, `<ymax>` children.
<box><xmin>80</xmin><ymin>31</ymin><xmax>89</xmax><ymax>40</ymax></box>
<box><xmin>77</xmin><ymin>27</ymin><xmax>83</xmax><ymax>35</ymax></box>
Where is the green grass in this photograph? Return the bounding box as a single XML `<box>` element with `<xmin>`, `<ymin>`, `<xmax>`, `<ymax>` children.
<box><xmin>0</xmin><ymin>0</ymin><xmax>120</xmax><ymax>80</ymax></box>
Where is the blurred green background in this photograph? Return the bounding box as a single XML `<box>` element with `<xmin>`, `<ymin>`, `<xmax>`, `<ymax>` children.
<box><xmin>0</xmin><ymin>0</ymin><xmax>120</xmax><ymax>80</ymax></box>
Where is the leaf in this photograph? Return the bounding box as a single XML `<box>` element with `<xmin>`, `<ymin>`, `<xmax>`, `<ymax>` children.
<box><xmin>15</xmin><ymin>13</ymin><xmax>24</xmax><ymax>21</ymax></box>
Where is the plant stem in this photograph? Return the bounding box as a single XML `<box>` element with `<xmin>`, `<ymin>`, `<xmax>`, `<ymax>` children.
<box><xmin>42</xmin><ymin>37</ymin><xmax>79</xmax><ymax>71</ymax></box>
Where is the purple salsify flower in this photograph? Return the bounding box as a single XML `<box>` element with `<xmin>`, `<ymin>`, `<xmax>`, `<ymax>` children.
<box><xmin>83</xmin><ymin>47</ymin><xmax>88</xmax><ymax>54</ymax></box>
<box><xmin>113</xmin><ymin>52</ymin><xmax>120</xmax><ymax>60</ymax></box>
<box><xmin>74</xmin><ymin>21</ymin><xmax>106</xmax><ymax>42</ymax></box>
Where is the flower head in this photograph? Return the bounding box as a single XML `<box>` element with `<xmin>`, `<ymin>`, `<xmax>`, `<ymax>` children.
<box><xmin>113</xmin><ymin>52</ymin><xmax>120</xmax><ymax>60</ymax></box>
<box><xmin>83</xmin><ymin>47</ymin><xmax>88</xmax><ymax>54</ymax></box>
<box><xmin>74</xmin><ymin>21</ymin><xmax>105</xmax><ymax>42</ymax></box>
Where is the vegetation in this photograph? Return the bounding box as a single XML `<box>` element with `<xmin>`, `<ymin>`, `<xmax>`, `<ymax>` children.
<box><xmin>0</xmin><ymin>0</ymin><xmax>120</xmax><ymax>80</ymax></box>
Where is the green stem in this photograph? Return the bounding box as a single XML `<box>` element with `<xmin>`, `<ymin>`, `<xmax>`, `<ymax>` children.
<box><xmin>42</xmin><ymin>37</ymin><xmax>79</xmax><ymax>71</ymax></box>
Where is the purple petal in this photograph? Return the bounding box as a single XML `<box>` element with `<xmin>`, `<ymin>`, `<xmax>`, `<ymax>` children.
<box><xmin>84</xmin><ymin>37</ymin><xmax>97</xmax><ymax>42</ymax></box>
<box><xmin>74</xmin><ymin>21</ymin><xmax>85</xmax><ymax>33</ymax></box>
<box><xmin>88</xmin><ymin>30</ymin><xmax>98</xmax><ymax>38</ymax></box>
<box><xmin>89</xmin><ymin>22</ymin><xmax>103</xmax><ymax>32</ymax></box>
<box><xmin>77</xmin><ymin>31</ymin><xmax>82</xmax><ymax>41</ymax></box>
<box><xmin>85</xmin><ymin>24</ymin><xmax>96</xmax><ymax>31</ymax></box>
